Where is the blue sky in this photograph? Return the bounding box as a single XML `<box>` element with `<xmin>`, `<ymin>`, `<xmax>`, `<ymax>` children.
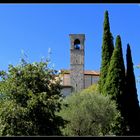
<box><xmin>0</xmin><ymin>4</ymin><xmax>140</xmax><ymax>101</ymax></box>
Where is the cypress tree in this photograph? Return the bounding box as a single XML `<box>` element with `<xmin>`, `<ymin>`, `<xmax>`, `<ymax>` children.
<box><xmin>125</xmin><ymin>44</ymin><xmax>140</xmax><ymax>135</ymax></box>
<box><xmin>103</xmin><ymin>35</ymin><xmax>125</xmax><ymax>108</ymax></box>
<box><xmin>99</xmin><ymin>10</ymin><xmax>114</xmax><ymax>93</ymax></box>
<box><xmin>103</xmin><ymin>35</ymin><xmax>126</xmax><ymax>135</ymax></box>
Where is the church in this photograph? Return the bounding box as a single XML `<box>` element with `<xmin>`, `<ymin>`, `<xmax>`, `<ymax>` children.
<box><xmin>60</xmin><ymin>34</ymin><xmax>100</xmax><ymax>96</ymax></box>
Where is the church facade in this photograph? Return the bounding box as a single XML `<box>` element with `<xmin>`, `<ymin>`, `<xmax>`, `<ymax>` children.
<box><xmin>60</xmin><ymin>34</ymin><xmax>100</xmax><ymax>96</ymax></box>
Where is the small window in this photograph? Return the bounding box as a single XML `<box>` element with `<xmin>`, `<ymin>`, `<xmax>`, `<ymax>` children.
<box><xmin>74</xmin><ymin>39</ymin><xmax>81</xmax><ymax>50</ymax></box>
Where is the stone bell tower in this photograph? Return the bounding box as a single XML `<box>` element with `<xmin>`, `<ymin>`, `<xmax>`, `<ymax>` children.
<box><xmin>69</xmin><ymin>34</ymin><xmax>85</xmax><ymax>92</ymax></box>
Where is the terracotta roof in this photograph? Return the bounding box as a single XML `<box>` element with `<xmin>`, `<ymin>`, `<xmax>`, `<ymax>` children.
<box><xmin>84</xmin><ymin>70</ymin><xmax>100</xmax><ymax>75</ymax></box>
<box><xmin>60</xmin><ymin>69</ymin><xmax>100</xmax><ymax>76</ymax></box>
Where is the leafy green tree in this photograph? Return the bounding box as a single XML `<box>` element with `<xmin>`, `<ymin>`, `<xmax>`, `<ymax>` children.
<box><xmin>99</xmin><ymin>10</ymin><xmax>114</xmax><ymax>94</ymax></box>
<box><xmin>103</xmin><ymin>35</ymin><xmax>126</xmax><ymax>135</ymax></box>
<box><xmin>58</xmin><ymin>84</ymin><xmax>120</xmax><ymax>136</ymax></box>
<box><xmin>124</xmin><ymin>44</ymin><xmax>140</xmax><ymax>135</ymax></box>
<box><xmin>0</xmin><ymin>58</ymin><xmax>66</xmax><ymax>136</ymax></box>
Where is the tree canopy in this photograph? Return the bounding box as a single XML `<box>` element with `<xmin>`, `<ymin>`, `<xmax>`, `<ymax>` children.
<box><xmin>0</xmin><ymin>58</ymin><xmax>66</xmax><ymax>136</ymax></box>
<box><xmin>58</xmin><ymin>84</ymin><xmax>120</xmax><ymax>136</ymax></box>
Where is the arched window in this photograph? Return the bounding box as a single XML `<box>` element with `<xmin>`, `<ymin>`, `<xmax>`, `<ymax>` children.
<box><xmin>74</xmin><ymin>39</ymin><xmax>81</xmax><ymax>50</ymax></box>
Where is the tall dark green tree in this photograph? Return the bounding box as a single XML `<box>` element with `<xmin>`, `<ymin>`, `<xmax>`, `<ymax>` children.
<box><xmin>124</xmin><ymin>44</ymin><xmax>140</xmax><ymax>135</ymax></box>
<box><xmin>99</xmin><ymin>10</ymin><xmax>114</xmax><ymax>93</ymax></box>
<box><xmin>103</xmin><ymin>35</ymin><xmax>126</xmax><ymax>135</ymax></box>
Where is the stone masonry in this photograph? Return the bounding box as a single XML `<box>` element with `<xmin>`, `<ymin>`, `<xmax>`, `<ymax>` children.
<box><xmin>69</xmin><ymin>34</ymin><xmax>85</xmax><ymax>92</ymax></box>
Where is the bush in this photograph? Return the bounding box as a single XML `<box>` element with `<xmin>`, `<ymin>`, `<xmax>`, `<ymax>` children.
<box><xmin>58</xmin><ymin>84</ymin><xmax>120</xmax><ymax>136</ymax></box>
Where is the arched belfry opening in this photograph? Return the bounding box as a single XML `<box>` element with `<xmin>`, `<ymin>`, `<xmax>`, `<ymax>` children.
<box><xmin>74</xmin><ymin>39</ymin><xmax>81</xmax><ymax>50</ymax></box>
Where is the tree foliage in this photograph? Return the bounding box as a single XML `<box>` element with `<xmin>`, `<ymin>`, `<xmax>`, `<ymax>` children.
<box><xmin>98</xmin><ymin>10</ymin><xmax>114</xmax><ymax>94</ymax></box>
<box><xmin>103</xmin><ymin>35</ymin><xmax>126</xmax><ymax>135</ymax></box>
<box><xmin>58</xmin><ymin>84</ymin><xmax>120</xmax><ymax>136</ymax></box>
<box><xmin>103</xmin><ymin>35</ymin><xmax>125</xmax><ymax>106</ymax></box>
<box><xmin>0</xmin><ymin>58</ymin><xmax>66</xmax><ymax>136</ymax></box>
<box><xmin>124</xmin><ymin>44</ymin><xmax>140</xmax><ymax>135</ymax></box>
